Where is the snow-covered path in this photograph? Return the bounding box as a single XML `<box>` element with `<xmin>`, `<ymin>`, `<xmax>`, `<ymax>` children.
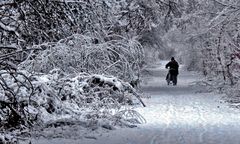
<box><xmin>34</xmin><ymin>61</ymin><xmax>240</xmax><ymax>144</ymax></box>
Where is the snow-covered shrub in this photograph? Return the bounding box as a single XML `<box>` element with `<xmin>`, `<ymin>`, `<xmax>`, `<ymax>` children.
<box><xmin>30</xmin><ymin>70</ymin><xmax>145</xmax><ymax>123</ymax></box>
<box><xmin>0</xmin><ymin>70</ymin><xmax>35</xmax><ymax>129</ymax></box>
<box><xmin>19</xmin><ymin>34</ymin><xmax>144</xmax><ymax>82</ymax></box>
<box><xmin>0</xmin><ymin>69</ymin><xmax>145</xmax><ymax>133</ymax></box>
<box><xmin>0</xmin><ymin>133</ymin><xmax>18</xmax><ymax>144</ymax></box>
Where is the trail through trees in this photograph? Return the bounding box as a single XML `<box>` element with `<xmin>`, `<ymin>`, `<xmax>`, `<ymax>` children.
<box><xmin>34</xmin><ymin>61</ymin><xmax>240</xmax><ymax>144</ymax></box>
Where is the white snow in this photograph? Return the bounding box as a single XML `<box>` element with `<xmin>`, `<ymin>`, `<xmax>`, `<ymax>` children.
<box><xmin>30</xmin><ymin>61</ymin><xmax>240</xmax><ymax>144</ymax></box>
<box><xmin>92</xmin><ymin>74</ymin><xmax>124</xmax><ymax>91</ymax></box>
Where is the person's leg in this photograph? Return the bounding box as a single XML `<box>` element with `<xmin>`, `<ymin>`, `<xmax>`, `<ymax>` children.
<box><xmin>175</xmin><ymin>75</ymin><xmax>177</xmax><ymax>85</ymax></box>
<box><xmin>173</xmin><ymin>75</ymin><xmax>177</xmax><ymax>85</ymax></box>
<box><xmin>169</xmin><ymin>70</ymin><xmax>175</xmax><ymax>84</ymax></box>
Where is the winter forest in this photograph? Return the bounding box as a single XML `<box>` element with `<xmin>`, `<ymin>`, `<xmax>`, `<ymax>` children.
<box><xmin>0</xmin><ymin>0</ymin><xmax>240</xmax><ymax>144</ymax></box>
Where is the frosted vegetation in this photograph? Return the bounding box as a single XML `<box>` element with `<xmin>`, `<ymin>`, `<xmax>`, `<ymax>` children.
<box><xmin>0</xmin><ymin>0</ymin><xmax>240</xmax><ymax>143</ymax></box>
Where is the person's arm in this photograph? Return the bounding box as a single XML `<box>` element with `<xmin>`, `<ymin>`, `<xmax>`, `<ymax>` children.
<box><xmin>165</xmin><ymin>62</ymin><xmax>170</xmax><ymax>69</ymax></box>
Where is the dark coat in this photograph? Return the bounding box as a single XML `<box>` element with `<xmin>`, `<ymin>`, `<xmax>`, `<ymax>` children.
<box><xmin>165</xmin><ymin>60</ymin><xmax>179</xmax><ymax>75</ymax></box>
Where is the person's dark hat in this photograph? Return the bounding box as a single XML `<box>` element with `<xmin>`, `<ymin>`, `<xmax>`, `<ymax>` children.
<box><xmin>171</xmin><ymin>57</ymin><xmax>175</xmax><ymax>61</ymax></box>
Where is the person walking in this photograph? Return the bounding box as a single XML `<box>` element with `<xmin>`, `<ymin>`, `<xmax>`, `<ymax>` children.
<box><xmin>165</xmin><ymin>57</ymin><xmax>179</xmax><ymax>85</ymax></box>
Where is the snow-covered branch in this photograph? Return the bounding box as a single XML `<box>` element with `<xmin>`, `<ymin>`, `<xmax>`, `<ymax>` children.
<box><xmin>0</xmin><ymin>21</ymin><xmax>19</xmax><ymax>37</ymax></box>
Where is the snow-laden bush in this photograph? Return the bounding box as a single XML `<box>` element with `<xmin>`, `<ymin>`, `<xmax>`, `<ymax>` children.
<box><xmin>19</xmin><ymin>34</ymin><xmax>144</xmax><ymax>82</ymax></box>
<box><xmin>0</xmin><ymin>69</ymin><xmax>145</xmax><ymax>133</ymax></box>
<box><xmin>0</xmin><ymin>70</ymin><xmax>34</xmax><ymax>129</ymax></box>
<box><xmin>30</xmin><ymin>69</ymin><xmax>145</xmax><ymax>123</ymax></box>
<box><xmin>0</xmin><ymin>133</ymin><xmax>17</xmax><ymax>144</ymax></box>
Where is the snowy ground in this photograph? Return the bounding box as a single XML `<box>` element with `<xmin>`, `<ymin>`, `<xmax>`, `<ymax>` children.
<box><xmin>31</xmin><ymin>61</ymin><xmax>240</xmax><ymax>144</ymax></box>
